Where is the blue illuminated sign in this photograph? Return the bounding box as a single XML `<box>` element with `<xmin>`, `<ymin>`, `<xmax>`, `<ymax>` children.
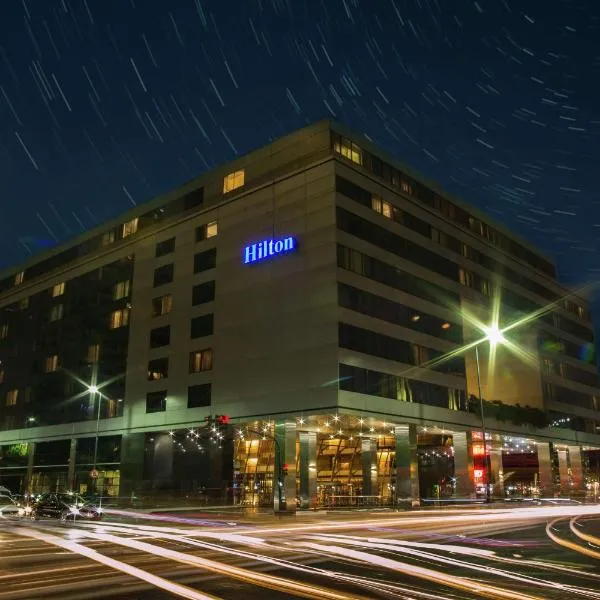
<box><xmin>243</xmin><ymin>236</ymin><xmax>297</xmax><ymax>264</ymax></box>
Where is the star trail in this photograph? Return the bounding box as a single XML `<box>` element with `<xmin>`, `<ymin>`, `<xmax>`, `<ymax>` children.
<box><xmin>0</xmin><ymin>0</ymin><xmax>599</xmax><ymax>293</ymax></box>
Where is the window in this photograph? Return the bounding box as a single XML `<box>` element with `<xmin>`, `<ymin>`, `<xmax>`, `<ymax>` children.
<box><xmin>150</xmin><ymin>325</ymin><xmax>171</xmax><ymax>348</ymax></box>
<box><xmin>14</xmin><ymin>271</ymin><xmax>24</xmax><ymax>285</ymax></box>
<box><xmin>152</xmin><ymin>294</ymin><xmax>173</xmax><ymax>317</ymax></box>
<box><xmin>6</xmin><ymin>389</ymin><xmax>18</xmax><ymax>406</ymax></box>
<box><xmin>223</xmin><ymin>170</ymin><xmax>245</xmax><ymax>193</ymax></box>
<box><xmin>109</xmin><ymin>308</ymin><xmax>129</xmax><ymax>329</ymax></box>
<box><xmin>183</xmin><ymin>187</ymin><xmax>204</xmax><ymax>210</ymax></box>
<box><xmin>156</xmin><ymin>237</ymin><xmax>175</xmax><ymax>257</ymax></box>
<box><xmin>0</xmin><ymin>324</ymin><xmax>8</xmax><ymax>340</ymax></box>
<box><xmin>187</xmin><ymin>383</ymin><xmax>211</xmax><ymax>408</ymax></box>
<box><xmin>113</xmin><ymin>280</ymin><xmax>131</xmax><ymax>300</ymax></box>
<box><xmin>193</xmin><ymin>248</ymin><xmax>217</xmax><ymax>274</ymax></box>
<box><xmin>371</xmin><ymin>196</ymin><xmax>393</xmax><ymax>218</ymax></box>
<box><xmin>0</xmin><ymin>369</ymin><xmax>4</xmax><ymax>384</ymax></box>
<box><xmin>192</xmin><ymin>281</ymin><xmax>215</xmax><ymax>306</ymax></box>
<box><xmin>146</xmin><ymin>390</ymin><xmax>167</xmax><ymax>413</ymax></box>
<box><xmin>87</xmin><ymin>344</ymin><xmax>100</xmax><ymax>363</ymax></box>
<box><xmin>50</xmin><ymin>303</ymin><xmax>64</xmax><ymax>322</ymax></box>
<box><xmin>333</xmin><ymin>136</ymin><xmax>362</xmax><ymax>165</ymax></box>
<box><xmin>148</xmin><ymin>357</ymin><xmax>169</xmax><ymax>381</ymax></box>
<box><xmin>102</xmin><ymin>230</ymin><xmax>116</xmax><ymax>246</ymax></box>
<box><xmin>153</xmin><ymin>263</ymin><xmax>174</xmax><ymax>287</ymax></box>
<box><xmin>189</xmin><ymin>348</ymin><xmax>213</xmax><ymax>373</ymax></box>
<box><xmin>459</xmin><ymin>268</ymin><xmax>474</xmax><ymax>288</ymax></box>
<box><xmin>195</xmin><ymin>221</ymin><xmax>218</xmax><ymax>242</ymax></box>
<box><xmin>122</xmin><ymin>217</ymin><xmax>139</xmax><ymax>238</ymax></box>
<box><xmin>44</xmin><ymin>354</ymin><xmax>59</xmax><ymax>373</ymax></box>
<box><xmin>19</xmin><ymin>297</ymin><xmax>29</xmax><ymax>309</ymax></box>
<box><xmin>52</xmin><ymin>282</ymin><xmax>65</xmax><ymax>297</ymax></box>
<box><xmin>191</xmin><ymin>314</ymin><xmax>214</xmax><ymax>339</ymax></box>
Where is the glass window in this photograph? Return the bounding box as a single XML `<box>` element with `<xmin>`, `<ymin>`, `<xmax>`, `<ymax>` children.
<box><xmin>156</xmin><ymin>237</ymin><xmax>175</xmax><ymax>257</ymax></box>
<box><xmin>0</xmin><ymin>324</ymin><xmax>8</xmax><ymax>339</ymax></box>
<box><xmin>6</xmin><ymin>389</ymin><xmax>18</xmax><ymax>406</ymax></box>
<box><xmin>109</xmin><ymin>308</ymin><xmax>129</xmax><ymax>329</ymax></box>
<box><xmin>196</xmin><ymin>221</ymin><xmax>218</xmax><ymax>242</ymax></box>
<box><xmin>152</xmin><ymin>294</ymin><xmax>173</xmax><ymax>317</ymax></box>
<box><xmin>192</xmin><ymin>281</ymin><xmax>215</xmax><ymax>306</ymax></box>
<box><xmin>153</xmin><ymin>263</ymin><xmax>174</xmax><ymax>287</ymax></box>
<box><xmin>191</xmin><ymin>314</ymin><xmax>214</xmax><ymax>339</ymax></box>
<box><xmin>113</xmin><ymin>280</ymin><xmax>131</xmax><ymax>300</ymax></box>
<box><xmin>44</xmin><ymin>355</ymin><xmax>59</xmax><ymax>373</ymax></box>
<box><xmin>149</xmin><ymin>325</ymin><xmax>171</xmax><ymax>348</ymax></box>
<box><xmin>183</xmin><ymin>188</ymin><xmax>204</xmax><ymax>210</ymax></box>
<box><xmin>194</xmin><ymin>248</ymin><xmax>217</xmax><ymax>273</ymax></box>
<box><xmin>223</xmin><ymin>170</ymin><xmax>245</xmax><ymax>193</ymax></box>
<box><xmin>148</xmin><ymin>357</ymin><xmax>169</xmax><ymax>381</ymax></box>
<box><xmin>50</xmin><ymin>303</ymin><xmax>64</xmax><ymax>322</ymax></box>
<box><xmin>87</xmin><ymin>344</ymin><xmax>100</xmax><ymax>363</ymax></box>
<box><xmin>188</xmin><ymin>383</ymin><xmax>211</xmax><ymax>408</ymax></box>
<box><xmin>146</xmin><ymin>390</ymin><xmax>167</xmax><ymax>413</ymax></box>
<box><xmin>52</xmin><ymin>282</ymin><xmax>65</xmax><ymax>297</ymax></box>
<box><xmin>189</xmin><ymin>348</ymin><xmax>213</xmax><ymax>373</ymax></box>
<box><xmin>102</xmin><ymin>230</ymin><xmax>116</xmax><ymax>246</ymax></box>
<box><xmin>14</xmin><ymin>271</ymin><xmax>24</xmax><ymax>285</ymax></box>
<box><xmin>122</xmin><ymin>218</ymin><xmax>139</xmax><ymax>238</ymax></box>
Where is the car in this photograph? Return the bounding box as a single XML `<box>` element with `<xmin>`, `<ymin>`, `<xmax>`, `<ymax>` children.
<box><xmin>30</xmin><ymin>493</ymin><xmax>103</xmax><ymax>523</ymax></box>
<box><xmin>0</xmin><ymin>494</ymin><xmax>21</xmax><ymax>519</ymax></box>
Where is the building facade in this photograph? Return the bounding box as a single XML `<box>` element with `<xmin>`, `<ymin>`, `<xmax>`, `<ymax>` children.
<box><xmin>0</xmin><ymin>120</ymin><xmax>599</xmax><ymax>509</ymax></box>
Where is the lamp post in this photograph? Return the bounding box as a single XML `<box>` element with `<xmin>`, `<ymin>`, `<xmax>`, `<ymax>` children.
<box><xmin>88</xmin><ymin>384</ymin><xmax>102</xmax><ymax>498</ymax></box>
<box><xmin>475</xmin><ymin>325</ymin><xmax>505</xmax><ymax>504</ymax></box>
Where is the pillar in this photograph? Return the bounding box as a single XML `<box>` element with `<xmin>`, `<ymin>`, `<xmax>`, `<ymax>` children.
<box><xmin>25</xmin><ymin>442</ymin><xmax>35</xmax><ymax>496</ymax></box>
<box><xmin>394</xmin><ymin>424</ymin><xmax>419</xmax><ymax>508</ymax></box>
<box><xmin>274</xmin><ymin>421</ymin><xmax>296</xmax><ymax>512</ymax></box>
<box><xmin>120</xmin><ymin>432</ymin><xmax>145</xmax><ymax>498</ymax></box>
<box><xmin>361</xmin><ymin>438</ymin><xmax>378</xmax><ymax>499</ymax></box>
<box><xmin>557</xmin><ymin>448</ymin><xmax>569</xmax><ymax>494</ymax></box>
<box><xmin>298</xmin><ymin>431</ymin><xmax>317</xmax><ymax>509</ymax></box>
<box><xmin>489</xmin><ymin>446</ymin><xmax>504</xmax><ymax>498</ymax></box>
<box><xmin>536</xmin><ymin>442</ymin><xmax>554</xmax><ymax>497</ymax></box>
<box><xmin>67</xmin><ymin>438</ymin><xmax>77</xmax><ymax>492</ymax></box>
<box><xmin>568</xmin><ymin>445</ymin><xmax>585</xmax><ymax>493</ymax></box>
<box><xmin>453</xmin><ymin>431</ymin><xmax>475</xmax><ymax>498</ymax></box>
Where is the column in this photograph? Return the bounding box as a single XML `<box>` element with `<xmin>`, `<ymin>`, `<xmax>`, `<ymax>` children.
<box><xmin>120</xmin><ymin>432</ymin><xmax>145</xmax><ymax>498</ymax></box>
<box><xmin>25</xmin><ymin>442</ymin><xmax>35</xmax><ymax>496</ymax></box>
<box><xmin>489</xmin><ymin>446</ymin><xmax>504</xmax><ymax>498</ymax></box>
<box><xmin>453</xmin><ymin>431</ymin><xmax>475</xmax><ymax>498</ymax></box>
<box><xmin>274</xmin><ymin>421</ymin><xmax>297</xmax><ymax>512</ymax></box>
<box><xmin>394</xmin><ymin>424</ymin><xmax>420</xmax><ymax>509</ymax></box>
<box><xmin>568</xmin><ymin>445</ymin><xmax>585</xmax><ymax>493</ymax></box>
<box><xmin>298</xmin><ymin>431</ymin><xmax>317</xmax><ymax>509</ymax></box>
<box><xmin>557</xmin><ymin>448</ymin><xmax>569</xmax><ymax>494</ymax></box>
<box><xmin>361</xmin><ymin>438</ymin><xmax>378</xmax><ymax>500</ymax></box>
<box><xmin>536</xmin><ymin>442</ymin><xmax>554</xmax><ymax>497</ymax></box>
<box><xmin>67</xmin><ymin>438</ymin><xmax>77</xmax><ymax>492</ymax></box>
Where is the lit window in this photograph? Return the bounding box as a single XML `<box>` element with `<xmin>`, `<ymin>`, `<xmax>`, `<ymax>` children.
<box><xmin>102</xmin><ymin>230</ymin><xmax>116</xmax><ymax>246</ymax></box>
<box><xmin>52</xmin><ymin>282</ymin><xmax>65</xmax><ymax>297</ymax></box>
<box><xmin>334</xmin><ymin>136</ymin><xmax>362</xmax><ymax>165</ymax></box>
<box><xmin>196</xmin><ymin>221</ymin><xmax>218</xmax><ymax>242</ymax></box>
<box><xmin>44</xmin><ymin>355</ymin><xmax>59</xmax><ymax>373</ymax></box>
<box><xmin>14</xmin><ymin>271</ymin><xmax>24</xmax><ymax>285</ymax></box>
<box><xmin>109</xmin><ymin>308</ymin><xmax>129</xmax><ymax>329</ymax></box>
<box><xmin>401</xmin><ymin>181</ymin><xmax>412</xmax><ymax>195</ymax></box>
<box><xmin>441</xmin><ymin>322</ymin><xmax>451</xmax><ymax>330</ymax></box>
<box><xmin>49</xmin><ymin>304</ymin><xmax>64</xmax><ymax>322</ymax></box>
<box><xmin>113</xmin><ymin>280</ymin><xmax>131</xmax><ymax>300</ymax></box>
<box><xmin>206</xmin><ymin>221</ymin><xmax>218</xmax><ymax>238</ymax></box>
<box><xmin>6</xmin><ymin>389</ymin><xmax>18</xmax><ymax>406</ymax></box>
<box><xmin>223</xmin><ymin>170</ymin><xmax>245</xmax><ymax>193</ymax></box>
<box><xmin>0</xmin><ymin>369</ymin><xmax>4</xmax><ymax>384</ymax></box>
<box><xmin>87</xmin><ymin>344</ymin><xmax>100</xmax><ymax>363</ymax></box>
<box><xmin>459</xmin><ymin>268</ymin><xmax>474</xmax><ymax>288</ymax></box>
<box><xmin>152</xmin><ymin>294</ymin><xmax>173</xmax><ymax>317</ymax></box>
<box><xmin>122</xmin><ymin>217</ymin><xmax>139</xmax><ymax>238</ymax></box>
<box><xmin>189</xmin><ymin>348</ymin><xmax>213</xmax><ymax>373</ymax></box>
<box><xmin>371</xmin><ymin>196</ymin><xmax>392</xmax><ymax>218</ymax></box>
<box><xmin>0</xmin><ymin>324</ymin><xmax>8</xmax><ymax>340</ymax></box>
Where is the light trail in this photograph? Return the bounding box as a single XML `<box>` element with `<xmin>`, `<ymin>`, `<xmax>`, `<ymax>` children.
<box><xmin>298</xmin><ymin>542</ymin><xmax>544</xmax><ymax>600</ymax></box>
<box><xmin>546</xmin><ymin>518</ymin><xmax>600</xmax><ymax>561</ymax></box>
<box><xmin>74</xmin><ymin>529</ymin><xmax>363</xmax><ymax>600</ymax></box>
<box><xmin>13</xmin><ymin>528</ymin><xmax>222</xmax><ymax>600</ymax></box>
<box><xmin>570</xmin><ymin>517</ymin><xmax>600</xmax><ymax>551</ymax></box>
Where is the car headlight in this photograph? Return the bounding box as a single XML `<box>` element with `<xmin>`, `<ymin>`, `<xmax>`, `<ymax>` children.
<box><xmin>24</xmin><ymin>506</ymin><xmax>32</xmax><ymax>514</ymax></box>
<box><xmin>69</xmin><ymin>506</ymin><xmax>80</xmax><ymax>515</ymax></box>
<box><xmin>17</xmin><ymin>508</ymin><xmax>25</xmax><ymax>516</ymax></box>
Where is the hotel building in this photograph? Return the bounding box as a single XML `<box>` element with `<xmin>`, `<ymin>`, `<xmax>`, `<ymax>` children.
<box><xmin>0</xmin><ymin>120</ymin><xmax>599</xmax><ymax>509</ymax></box>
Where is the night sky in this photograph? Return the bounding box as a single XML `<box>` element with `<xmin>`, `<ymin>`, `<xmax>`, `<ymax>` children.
<box><xmin>1</xmin><ymin>0</ymin><xmax>599</xmax><ymax>294</ymax></box>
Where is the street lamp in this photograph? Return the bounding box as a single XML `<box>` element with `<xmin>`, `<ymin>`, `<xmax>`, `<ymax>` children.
<box><xmin>88</xmin><ymin>384</ymin><xmax>102</xmax><ymax>492</ymax></box>
<box><xmin>475</xmin><ymin>324</ymin><xmax>505</xmax><ymax>504</ymax></box>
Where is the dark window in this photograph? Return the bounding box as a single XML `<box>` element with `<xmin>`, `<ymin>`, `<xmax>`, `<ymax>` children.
<box><xmin>188</xmin><ymin>383</ymin><xmax>211</xmax><ymax>408</ymax></box>
<box><xmin>155</xmin><ymin>237</ymin><xmax>175</xmax><ymax>258</ymax></box>
<box><xmin>192</xmin><ymin>281</ymin><xmax>215</xmax><ymax>306</ymax></box>
<box><xmin>149</xmin><ymin>325</ymin><xmax>171</xmax><ymax>348</ymax></box>
<box><xmin>335</xmin><ymin>176</ymin><xmax>371</xmax><ymax>208</ymax></box>
<box><xmin>191</xmin><ymin>314</ymin><xmax>214</xmax><ymax>338</ymax></box>
<box><xmin>146</xmin><ymin>390</ymin><xmax>167</xmax><ymax>413</ymax></box>
<box><xmin>183</xmin><ymin>187</ymin><xmax>204</xmax><ymax>210</ymax></box>
<box><xmin>148</xmin><ymin>357</ymin><xmax>169</xmax><ymax>381</ymax></box>
<box><xmin>194</xmin><ymin>248</ymin><xmax>217</xmax><ymax>273</ymax></box>
<box><xmin>153</xmin><ymin>263</ymin><xmax>174</xmax><ymax>287</ymax></box>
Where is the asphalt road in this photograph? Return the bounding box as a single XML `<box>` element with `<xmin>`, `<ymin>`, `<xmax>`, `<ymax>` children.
<box><xmin>2</xmin><ymin>504</ymin><xmax>600</xmax><ymax>600</ymax></box>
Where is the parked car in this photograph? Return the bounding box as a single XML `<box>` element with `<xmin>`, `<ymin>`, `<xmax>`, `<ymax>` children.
<box><xmin>0</xmin><ymin>494</ymin><xmax>21</xmax><ymax>519</ymax></box>
<box><xmin>31</xmin><ymin>493</ymin><xmax>102</xmax><ymax>523</ymax></box>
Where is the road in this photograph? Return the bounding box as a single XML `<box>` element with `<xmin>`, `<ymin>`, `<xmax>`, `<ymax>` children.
<box><xmin>1</xmin><ymin>504</ymin><xmax>600</xmax><ymax>599</ymax></box>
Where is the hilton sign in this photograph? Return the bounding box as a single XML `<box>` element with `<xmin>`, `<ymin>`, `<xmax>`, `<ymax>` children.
<box><xmin>243</xmin><ymin>236</ymin><xmax>297</xmax><ymax>264</ymax></box>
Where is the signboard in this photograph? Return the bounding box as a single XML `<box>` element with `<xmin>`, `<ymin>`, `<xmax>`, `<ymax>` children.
<box><xmin>243</xmin><ymin>236</ymin><xmax>297</xmax><ymax>265</ymax></box>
